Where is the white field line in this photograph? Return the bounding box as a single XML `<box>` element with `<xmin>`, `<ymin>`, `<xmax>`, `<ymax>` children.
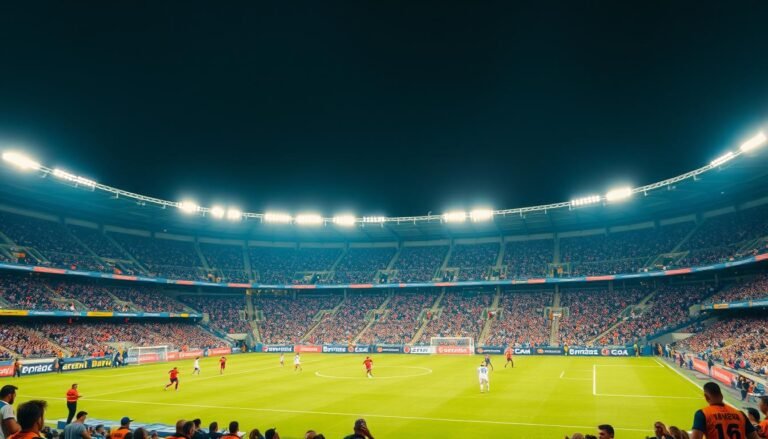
<box><xmin>595</xmin><ymin>393</ymin><xmax>700</xmax><ymax>400</ymax></box>
<box><xmin>559</xmin><ymin>370</ymin><xmax>565</xmax><ymax>378</ymax></box>
<box><xmin>592</xmin><ymin>364</ymin><xmax>597</xmax><ymax>395</ymax></box>
<box><xmin>589</xmin><ymin>360</ymin><xmax>700</xmax><ymax>400</ymax></box>
<box><xmin>25</xmin><ymin>395</ymin><xmax>650</xmax><ymax>433</ymax></box>
<box><xmin>652</xmin><ymin>357</ymin><xmax>737</xmax><ymax>405</ymax></box>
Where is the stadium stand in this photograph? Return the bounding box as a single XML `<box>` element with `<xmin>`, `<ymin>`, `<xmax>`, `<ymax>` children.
<box><xmin>310</xmin><ymin>292</ymin><xmax>388</xmax><ymax>344</ymax></box>
<box><xmin>0</xmin><ymin>273</ymin><xmax>69</xmax><ymax>311</ymax></box>
<box><xmin>448</xmin><ymin>243</ymin><xmax>499</xmax><ymax>281</ymax></box>
<box><xmin>703</xmin><ymin>273</ymin><xmax>768</xmax><ymax>304</ymax></box>
<box><xmin>417</xmin><ymin>290</ymin><xmax>493</xmax><ymax>344</ymax></box>
<box><xmin>330</xmin><ymin>247</ymin><xmax>396</xmax><ymax>284</ymax></box>
<box><xmin>502</xmin><ymin>239</ymin><xmax>553</xmax><ymax>279</ymax></box>
<box><xmin>248</xmin><ymin>246</ymin><xmax>341</xmax><ymax>284</ymax></box>
<box><xmin>558</xmin><ymin>287</ymin><xmax>649</xmax><ymax>346</ymax></box>
<box><xmin>358</xmin><ymin>292</ymin><xmax>438</xmax><ymax>345</ymax></box>
<box><xmin>255</xmin><ymin>293</ymin><xmax>343</xmax><ymax>344</ymax></box>
<box><xmin>200</xmin><ymin>242</ymin><xmax>249</xmax><ymax>283</ymax></box>
<box><xmin>108</xmin><ymin>285</ymin><xmax>188</xmax><ymax>313</ymax></box>
<box><xmin>676</xmin><ymin>316</ymin><xmax>768</xmax><ymax>374</ymax></box>
<box><xmin>484</xmin><ymin>290</ymin><xmax>553</xmax><ymax>347</ymax></box>
<box><xmin>179</xmin><ymin>295</ymin><xmax>251</xmax><ymax>334</ymax></box>
<box><xmin>108</xmin><ymin>233</ymin><xmax>205</xmax><ymax>280</ymax></box>
<box><xmin>391</xmin><ymin>245</ymin><xmax>448</xmax><ymax>283</ymax></box>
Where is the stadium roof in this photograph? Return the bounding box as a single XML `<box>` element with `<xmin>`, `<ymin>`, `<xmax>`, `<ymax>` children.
<box><xmin>0</xmin><ymin>144</ymin><xmax>767</xmax><ymax>242</ymax></box>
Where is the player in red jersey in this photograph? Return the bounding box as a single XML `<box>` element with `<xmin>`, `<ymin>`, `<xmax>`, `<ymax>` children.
<box><xmin>164</xmin><ymin>367</ymin><xmax>180</xmax><ymax>391</ymax></box>
<box><xmin>363</xmin><ymin>356</ymin><xmax>374</xmax><ymax>379</ymax></box>
<box><xmin>219</xmin><ymin>356</ymin><xmax>227</xmax><ymax>375</ymax></box>
<box><xmin>504</xmin><ymin>347</ymin><xmax>514</xmax><ymax>368</ymax></box>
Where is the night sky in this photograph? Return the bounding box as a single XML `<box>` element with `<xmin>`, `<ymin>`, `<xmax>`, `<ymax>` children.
<box><xmin>1</xmin><ymin>2</ymin><xmax>767</xmax><ymax>217</ymax></box>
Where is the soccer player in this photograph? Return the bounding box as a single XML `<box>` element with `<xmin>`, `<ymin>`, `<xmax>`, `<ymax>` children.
<box><xmin>193</xmin><ymin>357</ymin><xmax>201</xmax><ymax>375</ymax></box>
<box><xmin>504</xmin><ymin>347</ymin><xmax>514</xmax><ymax>368</ymax></box>
<box><xmin>279</xmin><ymin>353</ymin><xmax>285</xmax><ymax>367</ymax></box>
<box><xmin>363</xmin><ymin>357</ymin><xmax>374</xmax><ymax>379</ymax></box>
<box><xmin>164</xmin><ymin>367</ymin><xmax>180</xmax><ymax>391</ymax></box>
<box><xmin>483</xmin><ymin>353</ymin><xmax>493</xmax><ymax>371</ymax></box>
<box><xmin>293</xmin><ymin>353</ymin><xmax>302</xmax><ymax>372</ymax></box>
<box><xmin>477</xmin><ymin>363</ymin><xmax>490</xmax><ymax>393</ymax></box>
<box><xmin>690</xmin><ymin>382</ymin><xmax>758</xmax><ymax>439</ymax></box>
<box><xmin>219</xmin><ymin>356</ymin><xmax>226</xmax><ymax>375</ymax></box>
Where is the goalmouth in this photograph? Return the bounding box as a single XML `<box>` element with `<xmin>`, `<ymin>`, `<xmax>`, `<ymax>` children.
<box><xmin>430</xmin><ymin>337</ymin><xmax>474</xmax><ymax>355</ymax></box>
<box><xmin>127</xmin><ymin>345</ymin><xmax>169</xmax><ymax>365</ymax></box>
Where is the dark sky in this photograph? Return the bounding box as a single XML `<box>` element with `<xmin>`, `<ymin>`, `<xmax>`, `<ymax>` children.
<box><xmin>1</xmin><ymin>2</ymin><xmax>767</xmax><ymax>217</ymax></box>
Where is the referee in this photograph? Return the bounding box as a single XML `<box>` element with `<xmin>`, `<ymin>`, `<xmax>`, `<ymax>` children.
<box><xmin>65</xmin><ymin>384</ymin><xmax>81</xmax><ymax>424</ymax></box>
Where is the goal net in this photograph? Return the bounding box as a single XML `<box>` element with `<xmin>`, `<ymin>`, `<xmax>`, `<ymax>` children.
<box><xmin>430</xmin><ymin>337</ymin><xmax>474</xmax><ymax>355</ymax></box>
<box><xmin>127</xmin><ymin>345</ymin><xmax>169</xmax><ymax>365</ymax></box>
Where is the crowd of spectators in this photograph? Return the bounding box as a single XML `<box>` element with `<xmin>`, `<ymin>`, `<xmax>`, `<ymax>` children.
<box><xmin>600</xmin><ymin>283</ymin><xmax>713</xmax><ymax>345</ymax></box>
<box><xmin>558</xmin><ymin>287</ymin><xmax>649</xmax><ymax>345</ymax></box>
<box><xmin>485</xmin><ymin>291</ymin><xmax>552</xmax><ymax>347</ymax></box>
<box><xmin>0</xmin><ymin>323</ymin><xmax>63</xmax><ymax>358</ymax></box>
<box><xmin>0</xmin><ymin>274</ymin><xmax>69</xmax><ymax>310</ymax></box>
<box><xmin>502</xmin><ymin>240</ymin><xmax>553</xmax><ymax>279</ymax></box>
<box><xmin>255</xmin><ymin>294</ymin><xmax>343</xmax><ymax>344</ymax></box>
<box><xmin>704</xmin><ymin>274</ymin><xmax>768</xmax><ymax>304</ymax></box>
<box><xmin>109</xmin><ymin>233</ymin><xmax>205</xmax><ymax>280</ymax></box>
<box><xmin>676</xmin><ymin>316</ymin><xmax>768</xmax><ymax>375</ymax></box>
<box><xmin>330</xmin><ymin>247</ymin><xmax>396</xmax><ymax>284</ymax></box>
<box><xmin>311</xmin><ymin>293</ymin><xmax>388</xmax><ymax>344</ymax></box>
<box><xmin>417</xmin><ymin>291</ymin><xmax>492</xmax><ymax>344</ymax></box>
<box><xmin>180</xmin><ymin>295</ymin><xmax>251</xmax><ymax>334</ymax></box>
<box><xmin>448</xmin><ymin>243</ymin><xmax>499</xmax><ymax>281</ymax></box>
<box><xmin>391</xmin><ymin>246</ymin><xmax>448</xmax><ymax>283</ymax></box>
<box><xmin>359</xmin><ymin>293</ymin><xmax>438</xmax><ymax>345</ymax></box>
<box><xmin>109</xmin><ymin>286</ymin><xmax>188</xmax><ymax>313</ymax></box>
<box><xmin>561</xmin><ymin>223</ymin><xmax>693</xmax><ymax>276</ymax></box>
<box><xmin>248</xmin><ymin>247</ymin><xmax>341</xmax><ymax>284</ymax></box>
<box><xmin>678</xmin><ymin>205</ymin><xmax>768</xmax><ymax>267</ymax></box>
<box><xmin>0</xmin><ymin>212</ymin><xmax>106</xmax><ymax>272</ymax></box>
<box><xmin>49</xmin><ymin>280</ymin><xmax>126</xmax><ymax>311</ymax></box>
<box><xmin>200</xmin><ymin>243</ymin><xmax>250</xmax><ymax>283</ymax></box>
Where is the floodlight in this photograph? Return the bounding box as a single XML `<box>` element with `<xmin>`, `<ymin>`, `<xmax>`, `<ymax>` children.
<box><xmin>605</xmin><ymin>187</ymin><xmax>632</xmax><ymax>202</ymax></box>
<box><xmin>2</xmin><ymin>151</ymin><xmax>40</xmax><ymax>171</ymax></box>
<box><xmin>295</xmin><ymin>213</ymin><xmax>323</xmax><ymax>225</ymax></box>
<box><xmin>443</xmin><ymin>211</ymin><xmax>467</xmax><ymax>223</ymax></box>
<box><xmin>178</xmin><ymin>200</ymin><xmax>199</xmax><ymax>214</ymax></box>
<box><xmin>740</xmin><ymin>131</ymin><xmax>767</xmax><ymax>152</ymax></box>
<box><xmin>225</xmin><ymin>208</ymin><xmax>241</xmax><ymax>221</ymax></box>
<box><xmin>469</xmin><ymin>209</ymin><xmax>494</xmax><ymax>222</ymax></box>
<box><xmin>264</xmin><ymin>212</ymin><xmax>292</xmax><ymax>224</ymax></box>
<box><xmin>362</xmin><ymin>216</ymin><xmax>386</xmax><ymax>223</ymax></box>
<box><xmin>570</xmin><ymin>195</ymin><xmax>601</xmax><ymax>207</ymax></box>
<box><xmin>53</xmin><ymin>168</ymin><xmax>96</xmax><ymax>188</ymax></box>
<box><xmin>333</xmin><ymin>215</ymin><xmax>356</xmax><ymax>226</ymax></box>
<box><xmin>710</xmin><ymin>152</ymin><xmax>735</xmax><ymax>167</ymax></box>
<box><xmin>210</xmin><ymin>206</ymin><xmax>225</xmax><ymax>219</ymax></box>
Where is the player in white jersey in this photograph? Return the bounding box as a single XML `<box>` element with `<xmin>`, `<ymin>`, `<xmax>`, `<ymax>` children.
<box><xmin>477</xmin><ymin>363</ymin><xmax>490</xmax><ymax>393</ymax></box>
<box><xmin>193</xmin><ymin>357</ymin><xmax>201</xmax><ymax>375</ymax></box>
<box><xmin>293</xmin><ymin>353</ymin><xmax>302</xmax><ymax>372</ymax></box>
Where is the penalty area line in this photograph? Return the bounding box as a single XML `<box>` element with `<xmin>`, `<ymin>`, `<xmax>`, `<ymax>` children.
<box><xmin>24</xmin><ymin>395</ymin><xmax>650</xmax><ymax>433</ymax></box>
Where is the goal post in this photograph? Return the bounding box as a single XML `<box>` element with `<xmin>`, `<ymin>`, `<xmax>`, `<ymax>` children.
<box><xmin>430</xmin><ymin>337</ymin><xmax>474</xmax><ymax>355</ymax></box>
<box><xmin>127</xmin><ymin>345</ymin><xmax>169</xmax><ymax>365</ymax></box>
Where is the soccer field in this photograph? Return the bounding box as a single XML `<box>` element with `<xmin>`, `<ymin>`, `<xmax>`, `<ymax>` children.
<box><xmin>9</xmin><ymin>354</ymin><xmax>709</xmax><ymax>439</ymax></box>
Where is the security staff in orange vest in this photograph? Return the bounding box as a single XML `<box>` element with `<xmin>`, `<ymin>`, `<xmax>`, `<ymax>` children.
<box><xmin>691</xmin><ymin>382</ymin><xmax>758</xmax><ymax>439</ymax></box>
<box><xmin>65</xmin><ymin>384</ymin><xmax>81</xmax><ymax>425</ymax></box>
<box><xmin>109</xmin><ymin>418</ymin><xmax>132</xmax><ymax>439</ymax></box>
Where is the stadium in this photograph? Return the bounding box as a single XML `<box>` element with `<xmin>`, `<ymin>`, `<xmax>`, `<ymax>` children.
<box><xmin>2</xmin><ymin>4</ymin><xmax>768</xmax><ymax>439</ymax></box>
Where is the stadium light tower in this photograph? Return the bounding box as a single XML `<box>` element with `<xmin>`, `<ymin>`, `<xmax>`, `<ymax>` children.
<box><xmin>570</xmin><ymin>195</ymin><xmax>601</xmax><ymax>207</ymax></box>
<box><xmin>605</xmin><ymin>187</ymin><xmax>633</xmax><ymax>202</ymax></box>
<box><xmin>2</xmin><ymin>151</ymin><xmax>40</xmax><ymax>171</ymax></box>
<box><xmin>333</xmin><ymin>215</ymin><xmax>356</xmax><ymax>226</ymax></box>
<box><xmin>210</xmin><ymin>206</ymin><xmax>225</xmax><ymax>219</ymax></box>
<box><xmin>469</xmin><ymin>209</ymin><xmax>494</xmax><ymax>222</ymax></box>
<box><xmin>710</xmin><ymin>152</ymin><xmax>735</xmax><ymax>167</ymax></box>
<box><xmin>264</xmin><ymin>212</ymin><xmax>292</xmax><ymax>224</ymax></box>
<box><xmin>443</xmin><ymin>211</ymin><xmax>467</xmax><ymax>223</ymax></box>
<box><xmin>295</xmin><ymin>213</ymin><xmax>323</xmax><ymax>225</ymax></box>
<box><xmin>178</xmin><ymin>200</ymin><xmax>199</xmax><ymax>214</ymax></box>
<box><xmin>226</xmin><ymin>208</ymin><xmax>242</xmax><ymax>221</ymax></box>
<box><xmin>740</xmin><ymin>131</ymin><xmax>767</xmax><ymax>152</ymax></box>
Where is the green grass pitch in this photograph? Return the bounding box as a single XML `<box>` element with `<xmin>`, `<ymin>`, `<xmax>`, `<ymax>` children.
<box><xmin>7</xmin><ymin>354</ymin><xmax>712</xmax><ymax>438</ymax></box>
